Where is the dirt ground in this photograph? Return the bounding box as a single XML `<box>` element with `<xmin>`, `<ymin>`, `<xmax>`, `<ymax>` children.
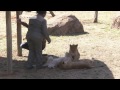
<box><xmin>0</xmin><ymin>11</ymin><xmax>120</xmax><ymax>79</ymax></box>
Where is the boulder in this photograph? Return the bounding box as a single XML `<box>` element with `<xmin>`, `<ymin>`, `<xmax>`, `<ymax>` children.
<box><xmin>111</xmin><ymin>16</ymin><xmax>120</xmax><ymax>29</ymax></box>
<box><xmin>47</xmin><ymin>14</ymin><xmax>84</xmax><ymax>35</ymax></box>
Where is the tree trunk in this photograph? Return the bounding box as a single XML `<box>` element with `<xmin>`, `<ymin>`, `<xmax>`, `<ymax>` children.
<box><xmin>94</xmin><ymin>11</ymin><xmax>98</xmax><ymax>23</ymax></box>
<box><xmin>16</xmin><ymin>11</ymin><xmax>22</xmax><ymax>56</ymax></box>
<box><xmin>49</xmin><ymin>11</ymin><xmax>55</xmax><ymax>17</ymax></box>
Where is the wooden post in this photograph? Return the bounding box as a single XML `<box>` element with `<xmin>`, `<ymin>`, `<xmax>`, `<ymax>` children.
<box><xmin>6</xmin><ymin>11</ymin><xmax>12</xmax><ymax>74</ymax></box>
<box><xmin>16</xmin><ymin>11</ymin><xmax>22</xmax><ymax>56</ymax></box>
<box><xmin>49</xmin><ymin>11</ymin><xmax>55</xmax><ymax>17</ymax></box>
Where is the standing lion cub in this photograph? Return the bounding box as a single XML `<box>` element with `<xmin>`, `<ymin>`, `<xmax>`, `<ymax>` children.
<box><xmin>68</xmin><ymin>44</ymin><xmax>80</xmax><ymax>61</ymax></box>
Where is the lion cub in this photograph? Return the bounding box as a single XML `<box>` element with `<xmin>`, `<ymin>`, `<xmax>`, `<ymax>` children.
<box><xmin>58</xmin><ymin>59</ymin><xmax>92</xmax><ymax>70</ymax></box>
<box><xmin>68</xmin><ymin>44</ymin><xmax>80</xmax><ymax>61</ymax></box>
<box><xmin>43</xmin><ymin>52</ymin><xmax>72</xmax><ymax>68</ymax></box>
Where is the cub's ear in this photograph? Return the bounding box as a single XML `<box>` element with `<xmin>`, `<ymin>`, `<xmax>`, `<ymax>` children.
<box><xmin>76</xmin><ymin>44</ymin><xmax>78</xmax><ymax>47</ymax></box>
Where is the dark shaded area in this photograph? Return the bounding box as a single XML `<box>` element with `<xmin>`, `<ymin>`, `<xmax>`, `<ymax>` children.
<box><xmin>0</xmin><ymin>57</ymin><xmax>114</xmax><ymax>79</ymax></box>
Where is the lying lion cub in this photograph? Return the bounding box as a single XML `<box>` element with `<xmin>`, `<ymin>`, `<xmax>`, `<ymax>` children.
<box><xmin>58</xmin><ymin>59</ymin><xmax>93</xmax><ymax>70</ymax></box>
<box><xmin>43</xmin><ymin>52</ymin><xmax>72</xmax><ymax>68</ymax></box>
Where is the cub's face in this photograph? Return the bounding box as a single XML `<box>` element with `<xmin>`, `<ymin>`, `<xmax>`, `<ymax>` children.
<box><xmin>58</xmin><ymin>61</ymin><xmax>66</xmax><ymax>68</ymax></box>
<box><xmin>69</xmin><ymin>44</ymin><xmax>78</xmax><ymax>60</ymax></box>
<box><xmin>70</xmin><ymin>44</ymin><xmax>78</xmax><ymax>53</ymax></box>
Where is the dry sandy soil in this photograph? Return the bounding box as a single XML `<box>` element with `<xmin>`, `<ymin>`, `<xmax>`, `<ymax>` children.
<box><xmin>0</xmin><ymin>11</ymin><xmax>120</xmax><ymax>79</ymax></box>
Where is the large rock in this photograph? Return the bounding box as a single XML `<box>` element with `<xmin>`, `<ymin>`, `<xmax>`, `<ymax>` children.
<box><xmin>47</xmin><ymin>14</ymin><xmax>84</xmax><ymax>35</ymax></box>
<box><xmin>111</xmin><ymin>16</ymin><xmax>120</xmax><ymax>29</ymax></box>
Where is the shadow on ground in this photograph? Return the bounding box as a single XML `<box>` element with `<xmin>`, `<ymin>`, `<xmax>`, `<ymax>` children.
<box><xmin>0</xmin><ymin>56</ymin><xmax>114</xmax><ymax>79</ymax></box>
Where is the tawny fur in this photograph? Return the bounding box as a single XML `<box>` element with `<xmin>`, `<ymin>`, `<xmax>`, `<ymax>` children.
<box><xmin>68</xmin><ymin>44</ymin><xmax>80</xmax><ymax>61</ymax></box>
<box><xmin>58</xmin><ymin>59</ymin><xmax>93</xmax><ymax>70</ymax></box>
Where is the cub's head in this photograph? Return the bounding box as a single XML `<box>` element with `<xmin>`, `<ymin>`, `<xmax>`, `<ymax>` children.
<box><xmin>57</xmin><ymin>61</ymin><xmax>66</xmax><ymax>69</ymax></box>
<box><xmin>69</xmin><ymin>44</ymin><xmax>78</xmax><ymax>60</ymax></box>
<box><xmin>70</xmin><ymin>44</ymin><xmax>78</xmax><ymax>53</ymax></box>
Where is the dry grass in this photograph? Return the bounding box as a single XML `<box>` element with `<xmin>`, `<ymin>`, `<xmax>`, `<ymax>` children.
<box><xmin>0</xmin><ymin>11</ymin><xmax>120</xmax><ymax>79</ymax></box>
